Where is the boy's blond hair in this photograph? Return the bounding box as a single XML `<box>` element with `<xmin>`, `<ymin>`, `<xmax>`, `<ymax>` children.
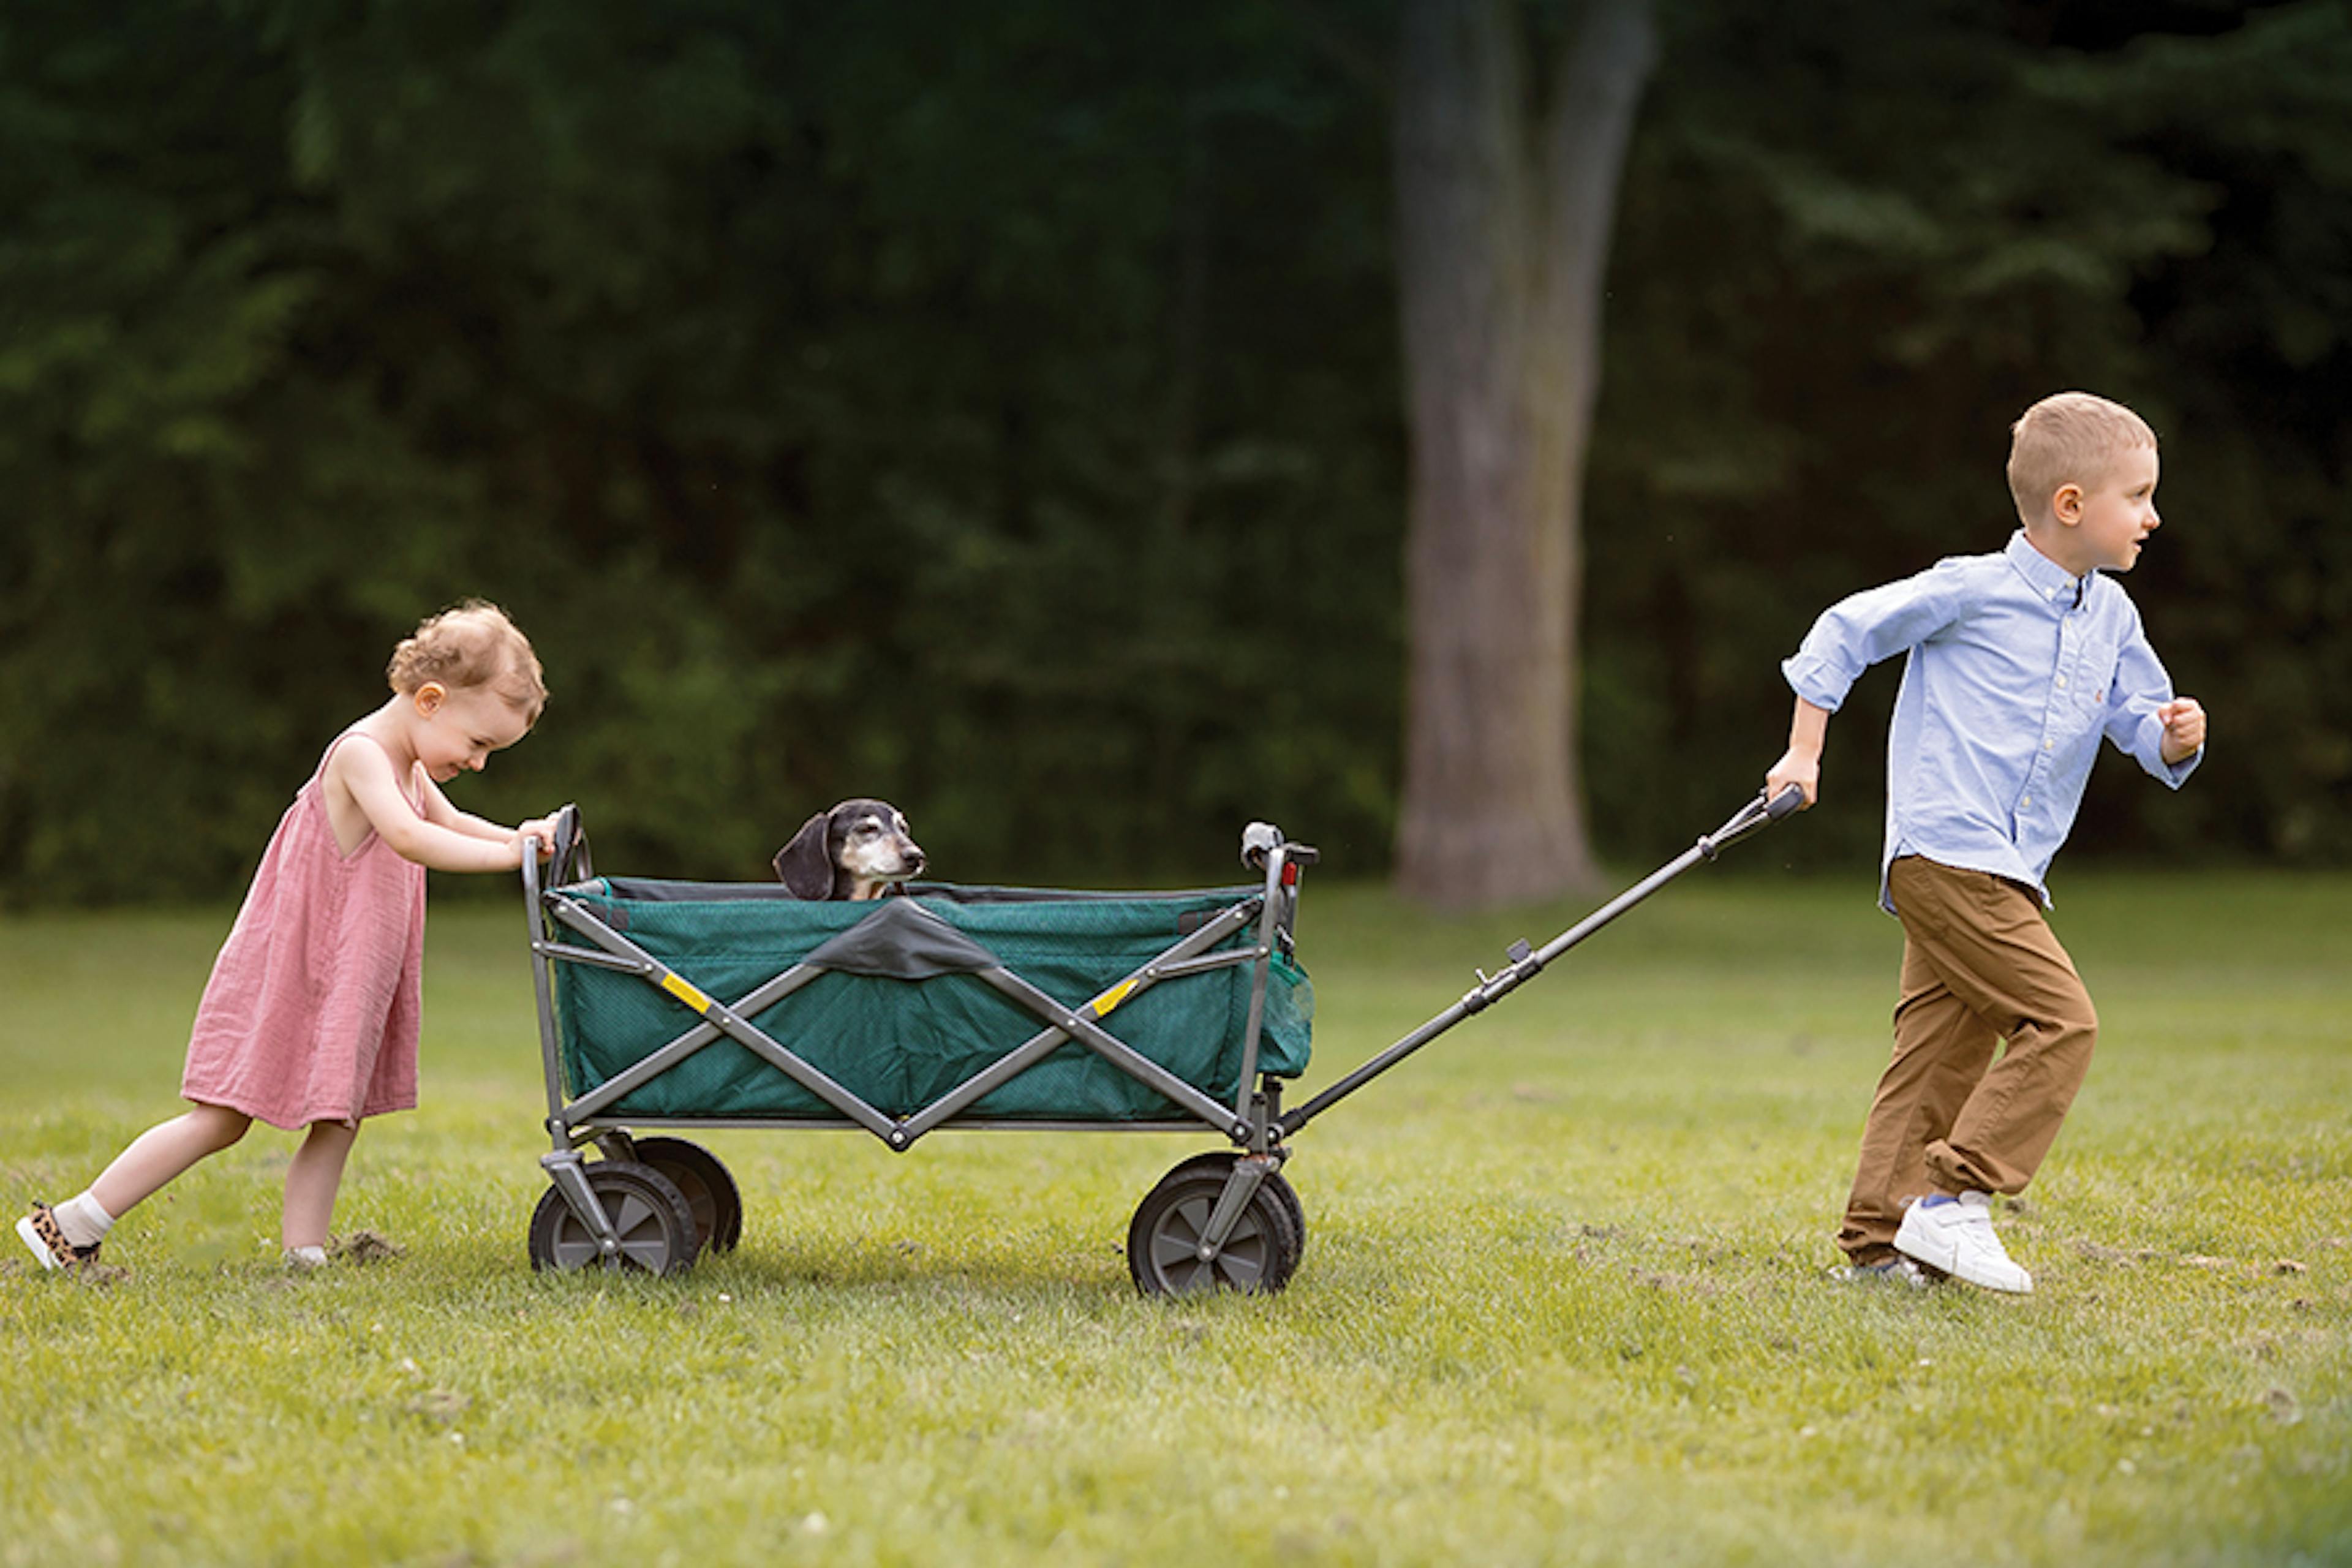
<box><xmin>2007</xmin><ymin>391</ymin><xmax>2157</xmax><ymax>523</ymax></box>
<box><xmin>388</xmin><ymin>600</ymin><xmax>548</xmax><ymax>722</ymax></box>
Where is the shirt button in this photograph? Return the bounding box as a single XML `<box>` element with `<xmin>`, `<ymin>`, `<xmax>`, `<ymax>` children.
<box><xmin>2056</xmin><ymin>676</ymin><xmax>2068</xmax><ymax>688</ymax></box>
<box><xmin>2021</xmin><ymin>795</ymin><xmax>2033</xmax><ymax>808</ymax></box>
<box><xmin>2043</xmin><ymin>740</ymin><xmax>2054</xmax><ymax>751</ymax></box>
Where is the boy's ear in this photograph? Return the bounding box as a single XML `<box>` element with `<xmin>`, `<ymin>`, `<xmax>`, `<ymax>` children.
<box><xmin>412</xmin><ymin>682</ymin><xmax>448</xmax><ymax>716</ymax></box>
<box><xmin>2051</xmin><ymin>482</ymin><xmax>2084</xmax><ymax>526</ymax></box>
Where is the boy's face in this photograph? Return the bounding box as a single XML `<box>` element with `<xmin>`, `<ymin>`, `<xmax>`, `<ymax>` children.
<box><xmin>2058</xmin><ymin>443</ymin><xmax>2160</xmax><ymax>573</ymax></box>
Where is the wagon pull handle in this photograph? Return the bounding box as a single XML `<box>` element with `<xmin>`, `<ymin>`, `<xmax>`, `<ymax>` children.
<box><xmin>1274</xmin><ymin>785</ymin><xmax>1806</xmax><ymax>1140</ymax></box>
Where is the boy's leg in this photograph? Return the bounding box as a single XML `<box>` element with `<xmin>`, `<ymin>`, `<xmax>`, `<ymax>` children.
<box><xmin>1837</xmin><ymin>930</ymin><xmax>2000</xmax><ymax>1262</ymax></box>
<box><xmin>282</xmin><ymin>1120</ymin><xmax>360</xmax><ymax>1252</ymax></box>
<box><xmin>1907</xmin><ymin>871</ymin><xmax>2098</xmax><ymax>1199</ymax></box>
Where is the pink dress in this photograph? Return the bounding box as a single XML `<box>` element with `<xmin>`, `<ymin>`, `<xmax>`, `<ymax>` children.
<box><xmin>180</xmin><ymin>734</ymin><xmax>428</xmax><ymax>1130</ymax></box>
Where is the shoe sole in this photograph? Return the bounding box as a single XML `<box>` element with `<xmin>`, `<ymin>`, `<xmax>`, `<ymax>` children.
<box><xmin>16</xmin><ymin>1213</ymin><xmax>66</xmax><ymax>1272</ymax></box>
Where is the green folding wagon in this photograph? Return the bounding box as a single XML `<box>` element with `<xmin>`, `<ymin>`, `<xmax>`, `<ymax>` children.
<box><xmin>519</xmin><ymin>809</ymin><xmax>1320</xmax><ymax>1295</ymax></box>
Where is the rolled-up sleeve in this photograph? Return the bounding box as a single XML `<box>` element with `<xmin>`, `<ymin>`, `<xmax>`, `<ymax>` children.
<box><xmin>1783</xmin><ymin>567</ymin><xmax>1969</xmax><ymax>714</ymax></box>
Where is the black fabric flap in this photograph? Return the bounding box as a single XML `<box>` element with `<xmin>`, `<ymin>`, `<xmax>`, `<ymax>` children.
<box><xmin>802</xmin><ymin>898</ymin><xmax>1002</xmax><ymax>980</ymax></box>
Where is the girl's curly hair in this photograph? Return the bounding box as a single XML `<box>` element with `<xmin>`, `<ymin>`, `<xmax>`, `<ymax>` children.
<box><xmin>386</xmin><ymin>600</ymin><xmax>547</xmax><ymax>722</ymax></box>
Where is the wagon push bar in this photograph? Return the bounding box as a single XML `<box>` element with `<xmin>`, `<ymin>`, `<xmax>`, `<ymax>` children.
<box><xmin>1270</xmin><ymin>786</ymin><xmax>1807</xmax><ymax>1141</ymax></box>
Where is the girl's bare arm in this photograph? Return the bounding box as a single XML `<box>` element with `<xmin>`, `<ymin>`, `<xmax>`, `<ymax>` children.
<box><xmin>333</xmin><ymin>744</ymin><xmax>524</xmax><ymax>872</ymax></box>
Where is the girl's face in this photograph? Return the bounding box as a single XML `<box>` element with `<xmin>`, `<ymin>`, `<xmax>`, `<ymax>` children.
<box><xmin>411</xmin><ymin>684</ymin><xmax>532</xmax><ymax>782</ymax></box>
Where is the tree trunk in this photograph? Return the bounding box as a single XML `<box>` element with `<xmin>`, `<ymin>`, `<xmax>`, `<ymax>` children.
<box><xmin>1392</xmin><ymin>0</ymin><xmax>1656</xmax><ymax>908</ymax></box>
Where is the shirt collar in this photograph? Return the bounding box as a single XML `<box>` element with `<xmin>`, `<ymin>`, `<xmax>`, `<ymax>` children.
<box><xmin>2005</xmin><ymin>529</ymin><xmax>2088</xmax><ymax>611</ymax></box>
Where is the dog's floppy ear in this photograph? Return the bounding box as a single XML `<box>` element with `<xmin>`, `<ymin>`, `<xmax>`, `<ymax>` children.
<box><xmin>772</xmin><ymin>811</ymin><xmax>835</xmax><ymax>898</ymax></box>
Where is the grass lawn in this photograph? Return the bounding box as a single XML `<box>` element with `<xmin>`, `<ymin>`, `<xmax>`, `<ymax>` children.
<box><xmin>2</xmin><ymin>866</ymin><xmax>2346</xmax><ymax>1567</ymax></box>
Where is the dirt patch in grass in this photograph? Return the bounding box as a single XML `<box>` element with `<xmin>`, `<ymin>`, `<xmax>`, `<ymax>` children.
<box><xmin>331</xmin><ymin>1229</ymin><xmax>405</xmax><ymax>1265</ymax></box>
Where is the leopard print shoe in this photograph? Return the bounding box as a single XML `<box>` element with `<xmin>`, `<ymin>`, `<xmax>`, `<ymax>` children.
<box><xmin>16</xmin><ymin>1202</ymin><xmax>101</xmax><ymax>1272</ymax></box>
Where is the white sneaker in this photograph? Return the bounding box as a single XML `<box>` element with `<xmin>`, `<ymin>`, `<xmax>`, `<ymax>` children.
<box><xmin>1893</xmin><ymin>1192</ymin><xmax>2032</xmax><ymax>1294</ymax></box>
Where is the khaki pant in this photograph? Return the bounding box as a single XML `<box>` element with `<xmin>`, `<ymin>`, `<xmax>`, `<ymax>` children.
<box><xmin>1838</xmin><ymin>856</ymin><xmax>2100</xmax><ymax>1263</ymax></box>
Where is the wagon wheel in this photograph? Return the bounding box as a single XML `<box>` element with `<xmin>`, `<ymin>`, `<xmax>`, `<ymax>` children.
<box><xmin>625</xmin><ymin>1137</ymin><xmax>744</xmax><ymax>1254</ymax></box>
<box><xmin>1127</xmin><ymin>1164</ymin><xmax>1303</xmax><ymax>1297</ymax></box>
<box><xmin>1147</xmin><ymin>1150</ymin><xmax>1306</xmax><ymax>1261</ymax></box>
<box><xmin>527</xmin><ymin>1160</ymin><xmax>699</xmax><ymax>1275</ymax></box>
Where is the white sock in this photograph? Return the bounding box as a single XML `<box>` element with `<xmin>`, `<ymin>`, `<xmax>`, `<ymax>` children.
<box><xmin>53</xmin><ymin>1192</ymin><xmax>115</xmax><ymax>1248</ymax></box>
<box><xmin>285</xmin><ymin>1245</ymin><xmax>327</xmax><ymax>1267</ymax></box>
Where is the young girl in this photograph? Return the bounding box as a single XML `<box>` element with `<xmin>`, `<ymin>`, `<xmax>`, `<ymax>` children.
<box><xmin>18</xmin><ymin>600</ymin><xmax>562</xmax><ymax>1272</ymax></box>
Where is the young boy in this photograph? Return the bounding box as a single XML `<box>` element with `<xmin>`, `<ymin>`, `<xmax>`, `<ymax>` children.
<box><xmin>1766</xmin><ymin>391</ymin><xmax>2207</xmax><ymax>1294</ymax></box>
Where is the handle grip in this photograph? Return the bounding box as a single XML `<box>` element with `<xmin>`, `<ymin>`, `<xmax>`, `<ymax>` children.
<box><xmin>1700</xmin><ymin>784</ymin><xmax>1809</xmax><ymax>858</ymax></box>
<box><xmin>545</xmin><ymin>803</ymin><xmax>591</xmax><ymax>885</ymax></box>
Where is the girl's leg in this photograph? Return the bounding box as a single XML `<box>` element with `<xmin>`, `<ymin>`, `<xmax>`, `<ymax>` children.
<box><xmin>281</xmin><ymin>1120</ymin><xmax>360</xmax><ymax>1251</ymax></box>
<box><xmin>87</xmin><ymin>1102</ymin><xmax>254</xmax><ymax>1218</ymax></box>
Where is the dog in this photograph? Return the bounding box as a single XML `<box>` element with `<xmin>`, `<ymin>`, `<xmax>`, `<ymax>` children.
<box><xmin>772</xmin><ymin>799</ymin><xmax>927</xmax><ymax>900</ymax></box>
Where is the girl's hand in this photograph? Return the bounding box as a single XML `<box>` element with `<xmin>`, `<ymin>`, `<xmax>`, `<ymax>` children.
<box><xmin>515</xmin><ymin>813</ymin><xmax>565</xmax><ymax>858</ymax></box>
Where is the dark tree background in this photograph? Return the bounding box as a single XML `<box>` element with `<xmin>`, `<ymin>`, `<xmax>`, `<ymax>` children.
<box><xmin>2</xmin><ymin>0</ymin><xmax>2345</xmax><ymax>908</ymax></box>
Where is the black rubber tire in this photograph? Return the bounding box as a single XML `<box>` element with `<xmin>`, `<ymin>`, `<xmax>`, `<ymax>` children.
<box><xmin>626</xmin><ymin>1137</ymin><xmax>744</xmax><ymax>1254</ymax></box>
<box><xmin>1127</xmin><ymin>1164</ymin><xmax>1303</xmax><ymax>1297</ymax></box>
<box><xmin>1146</xmin><ymin>1150</ymin><xmax>1306</xmax><ymax>1261</ymax></box>
<box><xmin>527</xmin><ymin>1161</ymin><xmax>699</xmax><ymax>1275</ymax></box>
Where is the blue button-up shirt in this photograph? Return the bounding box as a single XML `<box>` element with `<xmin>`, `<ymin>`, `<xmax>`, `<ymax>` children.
<box><xmin>1784</xmin><ymin>531</ymin><xmax>2200</xmax><ymax>914</ymax></box>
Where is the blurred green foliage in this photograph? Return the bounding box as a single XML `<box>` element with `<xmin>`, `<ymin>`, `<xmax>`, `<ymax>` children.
<box><xmin>1</xmin><ymin>0</ymin><xmax>2344</xmax><ymax>905</ymax></box>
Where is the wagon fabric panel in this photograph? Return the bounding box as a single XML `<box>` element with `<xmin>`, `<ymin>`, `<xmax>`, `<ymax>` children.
<box><xmin>551</xmin><ymin>880</ymin><xmax>1312</xmax><ymax>1122</ymax></box>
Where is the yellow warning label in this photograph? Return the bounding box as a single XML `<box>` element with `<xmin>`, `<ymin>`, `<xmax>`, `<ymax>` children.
<box><xmin>1091</xmin><ymin>979</ymin><xmax>1137</xmax><ymax>1017</ymax></box>
<box><xmin>660</xmin><ymin>973</ymin><xmax>712</xmax><ymax>1015</ymax></box>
